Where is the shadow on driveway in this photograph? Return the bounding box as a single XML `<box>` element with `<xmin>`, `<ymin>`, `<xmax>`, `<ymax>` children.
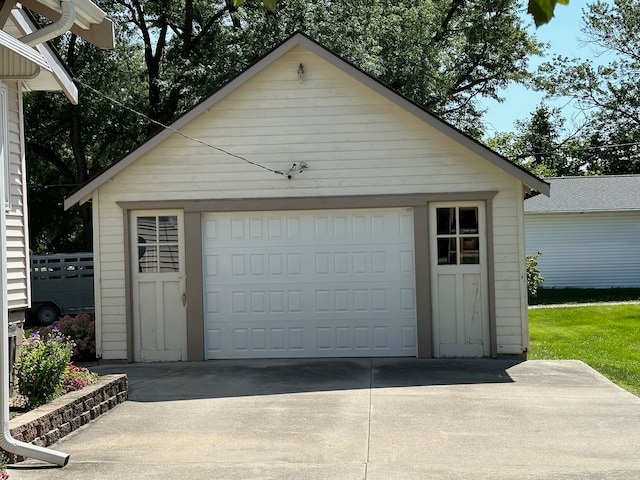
<box><xmin>92</xmin><ymin>358</ymin><xmax>521</xmax><ymax>402</ymax></box>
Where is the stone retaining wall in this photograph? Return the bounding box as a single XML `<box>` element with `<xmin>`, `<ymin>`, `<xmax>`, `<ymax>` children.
<box><xmin>4</xmin><ymin>374</ymin><xmax>128</xmax><ymax>462</ymax></box>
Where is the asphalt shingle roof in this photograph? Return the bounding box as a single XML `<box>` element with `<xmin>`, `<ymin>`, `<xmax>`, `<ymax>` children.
<box><xmin>524</xmin><ymin>175</ymin><xmax>640</xmax><ymax>213</ymax></box>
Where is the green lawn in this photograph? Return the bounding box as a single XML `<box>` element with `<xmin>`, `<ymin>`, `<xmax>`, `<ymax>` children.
<box><xmin>528</xmin><ymin>304</ymin><xmax>640</xmax><ymax>396</ymax></box>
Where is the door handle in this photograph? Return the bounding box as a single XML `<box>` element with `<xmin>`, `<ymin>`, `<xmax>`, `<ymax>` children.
<box><xmin>182</xmin><ymin>292</ymin><xmax>187</xmax><ymax>306</ymax></box>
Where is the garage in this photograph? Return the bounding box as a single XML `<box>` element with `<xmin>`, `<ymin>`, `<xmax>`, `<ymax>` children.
<box><xmin>65</xmin><ymin>32</ymin><xmax>550</xmax><ymax>361</ymax></box>
<box><xmin>202</xmin><ymin>208</ymin><xmax>417</xmax><ymax>359</ymax></box>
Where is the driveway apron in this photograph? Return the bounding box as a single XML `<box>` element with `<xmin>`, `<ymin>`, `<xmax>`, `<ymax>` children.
<box><xmin>8</xmin><ymin>359</ymin><xmax>640</xmax><ymax>480</ymax></box>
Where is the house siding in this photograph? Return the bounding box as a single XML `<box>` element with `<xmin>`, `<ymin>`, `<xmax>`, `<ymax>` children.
<box><xmin>91</xmin><ymin>45</ymin><xmax>528</xmax><ymax>359</ymax></box>
<box><xmin>525</xmin><ymin>212</ymin><xmax>640</xmax><ymax>288</ymax></box>
<box><xmin>4</xmin><ymin>81</ymin><xmax>29</xmax><ymax>312</ymax></box>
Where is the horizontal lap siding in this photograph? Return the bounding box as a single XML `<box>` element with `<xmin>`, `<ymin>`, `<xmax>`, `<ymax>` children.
<box><xmin>95</xmin><ymin>196</ymin><xmax>127</xmax><ymax>359</ymax></box>
<box><xmin>525</xmin><ymin>212</ymin><xmax>640</xmax><ymax>287</ymax></box>
<box><xmin>494</xmin><ymin>185</ymin><xmax>527</xmax><ymax>354</ymax></box>
<box><xmin>94</xmin><ymin>46</ymin><xmax>526</xmax><ymax>359</ymax></box>
<box><xmin>4</xmin><ymin>82</ymin><xmax>28</xmax><ymax>311</ymax></box>
<box><xmin>104</xmin><ymin>47</ymin><xmax>509</xmax><ymax>199</ymax></box>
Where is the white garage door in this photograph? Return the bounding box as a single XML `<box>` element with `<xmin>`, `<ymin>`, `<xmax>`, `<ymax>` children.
<box><xmin>203</xmin><ymin>208</ymin><xmax>417</xmax><ymax>359</ymax></box>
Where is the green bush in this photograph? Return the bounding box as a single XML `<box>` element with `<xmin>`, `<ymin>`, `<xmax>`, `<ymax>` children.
<box><xmin>14</xmin><ymin>328</ymin><xmax>73</xmax><ymax>407</ymax></box>
<box><xmin>526</xmin><ymin>251</ymin><xmax>544</xmax><ymax>298</ymax></box>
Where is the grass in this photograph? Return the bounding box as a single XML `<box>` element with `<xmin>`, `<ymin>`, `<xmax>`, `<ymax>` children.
<box><xmin>528</xmin><ymin>304</ymin><xmax>640</xmax><ymax>396</ymax></box>
<box><xmin>530</xmin><ymin>287</ymin><xmax>640</xmax><ymax>305</ymax></box>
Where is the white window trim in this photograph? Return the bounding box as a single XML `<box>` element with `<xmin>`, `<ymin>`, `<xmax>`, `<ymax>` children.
<box><xmin>0</xmin><ymin>82</ymin><xmax>9</xmax><ymax>211</ymax></box>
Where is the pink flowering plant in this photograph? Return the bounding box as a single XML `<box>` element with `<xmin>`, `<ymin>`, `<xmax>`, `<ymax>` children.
<box><xmin>61</xmin><ymin>363</ymin><xmax>99</xmax><ymax>394</ymax></box>
<box><xmin>38</xmin><ymin>314</ymin><xmax>96</xmax><ymax>361</ymax></box>
<box><xmin>14</xmin><ymin>328</ymin><xmax>73</xmax><ymax>407</ymax></box>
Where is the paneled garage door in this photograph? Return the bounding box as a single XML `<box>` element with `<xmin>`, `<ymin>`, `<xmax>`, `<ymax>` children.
<box><xmin>203</xmin><ymin>208</ymin><xmax>417</xmax><ymax>359</ymax></box>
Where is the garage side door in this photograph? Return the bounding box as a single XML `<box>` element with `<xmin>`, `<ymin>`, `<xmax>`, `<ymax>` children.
<box><xmin>203</xmin><ymin>208</ymin><xmax>417</xmax><ymax>359</ymax></box>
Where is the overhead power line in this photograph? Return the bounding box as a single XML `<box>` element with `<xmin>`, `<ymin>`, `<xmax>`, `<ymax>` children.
<box><xmin>76</xmin><ymin>78</ymin><xmax>639</xmax><ymax>169</ymax></box>
<box><xmin>517</xmin><ymin>141</ymin><xmax>640</xmax><ymax>159</ymax></box>
<box><xmin>74</xmin><ymin>78</ymin><xmax>308</xmax><ymax>179</ymax></box>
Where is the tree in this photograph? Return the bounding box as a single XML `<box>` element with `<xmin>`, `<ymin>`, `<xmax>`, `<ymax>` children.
<box><xmin>534</xmin><ymin>0</ymin><xmax>640</xmax><ymax>175</ymax></box>
<box><xmin>107</xmin><ymin>0</ymin><xmax>254</xmax><ymax>131</ymax></box>
<box><xmin>235</xmin><ymin>0</ymin><xmax>572</xmax><ymax>28</ymax></box>
<box><xmin>487</xmin><ymin>104</ymin><xmax>582</xmax><ymax>176</ymax></box>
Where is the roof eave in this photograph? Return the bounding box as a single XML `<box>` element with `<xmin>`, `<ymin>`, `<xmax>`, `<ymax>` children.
<box><xmin>525</xmin><ymin>209</ymin><xmax>637</xmax><ymax>215</ymax></box>
<box><xmin>19</xmin><ymin>0</ymin><xmax>115</xmax><ymax>49</ymax></box>
<box><xmin>0</xmin><ymin>28</ymin><xmax>51</xmax><ymax>73</ymax></box>
<box><xmin>10</xmin><ymin>8</ymin><xmax>78</xmax><ymax>103</ymax></box>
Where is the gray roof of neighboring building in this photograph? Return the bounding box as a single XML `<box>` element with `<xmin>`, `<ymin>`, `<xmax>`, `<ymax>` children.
<box><xmin>525</xmin><ymin>175</ymin><xmax>640</xmax><ymax>214</ymax></box>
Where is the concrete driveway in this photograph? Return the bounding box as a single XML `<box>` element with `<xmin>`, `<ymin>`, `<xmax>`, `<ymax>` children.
<box><xmin>9</xmin><ymin>359</ymin><xmax>640</xmax><ymax>480</ymax></box>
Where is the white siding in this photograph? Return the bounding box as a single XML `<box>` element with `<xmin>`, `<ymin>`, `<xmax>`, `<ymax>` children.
<box><xmin>92</xmin><ymin>45</ymin><xmax>528</xmax><ymax>359</ymax></box>
<box><xmin>493</xmin><ymin>182</ymin><xmax>529</xmax><ymax>355</ymax></box>
<box><xmin>3</xmin><ymin>81</ymin><xmax>29</xmax><ymax>311</ymax></box>
<box><xmin>525</xmin><ymin>212</ymin><xmax>640</xmax><ymax>288</ymax></box>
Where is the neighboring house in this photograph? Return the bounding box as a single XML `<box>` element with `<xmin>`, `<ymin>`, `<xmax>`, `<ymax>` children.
<box><xmin>525</xmin><ymin>175</ymin><xmax>640</xmax><ymax>288</ymax></box>
<box><xmin>65</xmin><ymin>32</ymin><xmax>550</xmax><ymax>362</ymax></box>
<box><xmin>0</xmin><ymin>0</ymin><xmax>113</xmax><ymax>390</ymax></box>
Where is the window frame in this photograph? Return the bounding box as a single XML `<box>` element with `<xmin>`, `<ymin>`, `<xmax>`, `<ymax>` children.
<box><xmin>136</xmin><ymin>214</ymin><xmax>180</xmax><ymax>273</ymax></box>
<box><xmin>435</xmin><ymin>206</ymin><xmax>481</xmax><ymax>266</ymax></box>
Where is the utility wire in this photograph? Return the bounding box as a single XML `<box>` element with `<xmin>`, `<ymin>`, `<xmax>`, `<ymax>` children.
<box><xmin>76</xmin><ymin>79</ymin><xmax>639</xmax><ymax>168</ymax></box>
<box><xmin>28</xmin><ymin>183</ymin><xmax>82</xmax><ymax>189</ymax></box>
<box><xmin>74</xmin><ymin>78</ymin><xmax>307</xmax><ymax>178</ymax></box>
<box><xmin>516</xmin><ymin>141</ymin><xmax>640</xmax><ymax>159</ymax></box>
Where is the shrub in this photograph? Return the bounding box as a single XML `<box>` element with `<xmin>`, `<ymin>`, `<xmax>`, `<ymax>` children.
<box><xmin>14</xmin><ymin>329</ymin><xmax>73</xmax><ymax>407</ymax></box>
<box><xmin>38</xmin><ymin>314</ymin><xmax>96</xmax><ymax>361</ymax></box>
<box><xmin>526</xmin><ymin>251</ymin><xmax>544</xmax><ymax>298</ymax></box>
<box><xmin>62</xmin><ymin>364</ymin><xmax>100</xmax><ymax>394</ymax></box>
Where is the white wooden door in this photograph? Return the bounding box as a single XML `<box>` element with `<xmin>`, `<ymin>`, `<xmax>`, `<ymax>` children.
<box><xmin>203</xmin><ymin>208</ymin><xmax>417</xmax><ymax>359</ymax></box>
<box><xmin>429</xmin><ymin>202</ymin><xmax>489</xmax><ymax>357</ymax></box>
<box><xmin>131</xmin><ymin>211</ymin><xmax>187</xmax><ymax>361</ymax></box>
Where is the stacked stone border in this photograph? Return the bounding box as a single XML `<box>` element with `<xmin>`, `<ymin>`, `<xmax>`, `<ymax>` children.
<box><xmin>4</xmin><ymin>374</ymin><xmax>128</xmax><ymax>463</ymax></box>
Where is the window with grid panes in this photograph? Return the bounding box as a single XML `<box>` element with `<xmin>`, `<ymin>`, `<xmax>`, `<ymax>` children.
<box><xmin>435</xmin><ymin>207</ymin><xmax>480</xmax><ymax>265</ymax></box>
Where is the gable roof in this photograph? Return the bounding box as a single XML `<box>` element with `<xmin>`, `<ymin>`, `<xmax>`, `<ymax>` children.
<box><xmin>64</xmin><ymin>31</ymin><xmax>550</xmax><ymax>209</ymax></box>
<box><xmin>525</xmin><ymin>175</ymin><xmax>640</xmax><ymax>214</ymax></box>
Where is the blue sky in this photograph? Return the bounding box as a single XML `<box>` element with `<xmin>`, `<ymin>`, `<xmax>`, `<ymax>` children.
<box><xmin>481</xmin><ymin>1</ymin><xmax>615</xmax><ymax>136</ymax></box>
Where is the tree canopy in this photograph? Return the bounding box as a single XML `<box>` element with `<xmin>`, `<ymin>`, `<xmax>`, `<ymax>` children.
<box><xmin>236</xmin><ymin>0</ymin><xmax>571</xmax><ymax>27</ymax></box>
<box><xmin>525</xmin><ymin>0</ymin><xmax>640</xmax><ymax>175</ymax></box>
<box><xmin>487</xmin><ymin>104</ymin><xmax>583</xmax><ymax>177</ymax></box>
